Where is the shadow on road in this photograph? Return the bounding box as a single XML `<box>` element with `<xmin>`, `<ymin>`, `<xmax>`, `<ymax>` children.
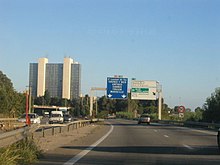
<box><xmin>61</xmin><ymin>145</ymin><xmax>220</xmax><ymax>155</ymax></box>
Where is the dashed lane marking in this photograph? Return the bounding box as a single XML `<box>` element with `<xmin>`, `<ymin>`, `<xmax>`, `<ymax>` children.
<box><xmin>183</xmin><ymin>144</ymin><xmax>194</xmax><ymax>150</ymax></box>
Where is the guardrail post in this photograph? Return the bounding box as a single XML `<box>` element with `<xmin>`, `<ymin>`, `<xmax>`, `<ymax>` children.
<box><xmin>52</xmin><ymin>127</ymin><xmax>55</xmax><ymax>136</ymax></box>
<box><xmin>59</xmin><ymin>127</ymin><xmax>62</xmax><ymax>133</ymax></box>
<box><xmin>68</xmin><ymin>125</ymin><xmax>70</xmax><ymax>132</ymax></box>
<box><xmin>42</xmin><ymin>127</ymin><xmax>45</xmax><ymax>138</ymax></box>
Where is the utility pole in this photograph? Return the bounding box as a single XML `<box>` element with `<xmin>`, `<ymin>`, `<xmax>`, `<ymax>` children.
<box><xmin>28</xmin><ymin>86</ymin><xmax>32</xmax><ymax>113</ymax></box>
<box><xmin>25</xmin><ymin>90</ymin><xmax>30</xmax><ymax>125</ymax></box>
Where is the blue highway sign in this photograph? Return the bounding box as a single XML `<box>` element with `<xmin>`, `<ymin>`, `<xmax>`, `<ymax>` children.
<box><xmin>107</xmin><ymin>77</ymin><xmax>128</xmax><ymax>99</ymax></box>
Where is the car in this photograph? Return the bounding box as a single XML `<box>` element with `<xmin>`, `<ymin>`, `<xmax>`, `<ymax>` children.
<box><xmin>43</xmin><ymin>111</ymin><xmax>50</xmax><ymax>117</ymax></box>
<box><xmin>49</xmin><ymin>111</ymin><xmax>64</xmax><ymax>124</ymax></box>
<box><xmin>18</xmin><ymin>113</ymin><xmax>41</xmax><ymax>124</ymax></box>
<box><xmin>63</xmin><ymin>114</ymin><xmax>72</xmax><ymax>122</ymax></box>
<box><xmin>138</xmin><ymin>114</ymin><xmax>151</xmax><ymax>125</ymax></box>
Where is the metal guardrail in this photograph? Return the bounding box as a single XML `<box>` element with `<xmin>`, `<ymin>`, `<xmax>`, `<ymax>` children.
<box><xmin>131</xmin><ymin>117</ymin><xmax>220</xmax><ymax>130</ymax></box>
<box><xmin>0</xmin><ymin>119</ymin><xmax>103</xmax><ymax>148</ymax></box>
<box><xmin>156</xmin><ymin>120</ymin><xmax>220</xmax><ymax>130</ymax></box>
<box><xmin>0</xmin><ymin>125</ymin><xmax>38</xmax><ymax>148</ymax></box>
<box><xmin>0</xmin><ymin>118</ymin><xmax>18</xmax><ymax>121</ymax></box>
<box><xmin>0</xmin><ymin>118</ymin><xmax>25</xmax><ymax>132</ymax></box>
<box><xmin>35</xmin><ymin>120</ymin><xmax>91</xmax><ymax>138</ymax></box>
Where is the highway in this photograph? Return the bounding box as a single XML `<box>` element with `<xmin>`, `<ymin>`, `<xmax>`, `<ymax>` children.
<box><xmin>36</xmin><ymin>119</ymin><xmax>220</xmax><ymax>165</ymax></box>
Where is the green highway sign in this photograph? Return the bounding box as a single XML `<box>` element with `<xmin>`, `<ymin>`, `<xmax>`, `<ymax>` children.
<box><xmin>131</xmin><ymin>80</ymin><xmax>157</xmax><ymax>100</ymax></box>
<box><xmin>131</xmin><ymin>88</ymin><xmax>149</xmax><ymax>93</ymax></box>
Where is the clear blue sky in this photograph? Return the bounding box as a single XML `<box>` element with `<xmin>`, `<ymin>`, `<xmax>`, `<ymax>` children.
<box><xmin>0</xmin><ymin>0</ymin><xmax>220</xmax><ymax>110</ymax></box>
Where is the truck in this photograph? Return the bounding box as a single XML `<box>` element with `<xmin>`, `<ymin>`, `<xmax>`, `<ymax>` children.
<box><xmin>49</xmin><ymin>111</ymin><xmax>64</xmax><ymax>124</ymax></box>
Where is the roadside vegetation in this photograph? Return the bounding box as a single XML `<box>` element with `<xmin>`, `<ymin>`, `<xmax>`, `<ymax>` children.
<box><xmin>0</xmin><ymin>139</ymin><xmax>41</xmax><ymax>165</ymax></box>
<box><xmin>0</xmin><ymin>71</ymin><xmax>26</xmax><ymax>118</ymax></box>
<box><xmin>1</xmin><ymin>70</ymin><xmax>220</xmax><ymax>122</ymax></box>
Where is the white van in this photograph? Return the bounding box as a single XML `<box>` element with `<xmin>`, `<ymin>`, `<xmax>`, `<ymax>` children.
<box><xmin>49</xmin><ymin>111</ymin><xmax>64</xmax><ymax>124</ymax></box>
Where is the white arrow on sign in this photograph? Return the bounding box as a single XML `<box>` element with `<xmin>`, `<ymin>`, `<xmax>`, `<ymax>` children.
<box><xmin>122</xmin><ymin>94</ymin><xmax>126</xmax><ymax>98</ymax></box>
<box><xmin>108</xmin><ymin>94</ymin><xmax>112</xmax><ymax>98</ymax></box>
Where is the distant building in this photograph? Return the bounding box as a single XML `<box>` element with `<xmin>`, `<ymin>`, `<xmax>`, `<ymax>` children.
<box><xmin>29</xmin><ymin>57</ymin><xmax>81</xmax><ymax>99</ymax></box>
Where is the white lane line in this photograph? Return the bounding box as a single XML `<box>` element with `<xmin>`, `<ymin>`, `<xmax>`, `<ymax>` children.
<box><xmin>63</xmin><ymin>124</ymin><xmax>114</xmax><ymax>165</ymax></box>
<box><xmin>154</xmin><ymin>129</ymin><xmax>158</xmax><ymax>132</ymax></box>
<box><xmin>183</xmin><ymin>144</ymin><xmax>194</xmax><ymax>150</ymax></box>
<box><xmin>190</xmin><ymin>129</ymin><xmax>216</xmax><ymax>135</ymax></box>
<box><xmin>164</xmin><ymin>135</ymin><xmax>169</xmax><ymax>138</ymax></box>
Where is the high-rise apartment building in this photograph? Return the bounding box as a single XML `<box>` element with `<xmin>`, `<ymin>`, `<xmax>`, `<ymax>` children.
<box><xmin>29</xmin><ymin>57</ymin><xmax>81</xmax><ymax>99</ymax></box>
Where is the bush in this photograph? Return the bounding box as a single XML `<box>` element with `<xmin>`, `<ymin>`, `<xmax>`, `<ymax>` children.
<box><xmin>116</xmin><ymin>112</ymin><xmax>134</xmax><ymax>119</ymax></box>
<box><xmin>0</xmin><ymin>139</ymin><xmax>41</xmax><ymax>165</ymax></box>
<box><xmin>97</xmin><ymin>110</ymin><xmax>109</xmax><ymax>118</ymax></box>
<box><xmin>0</xmin><ymin>147</ymin><xmax>20</xmax><ymax>165</ymax></box>
<box><xmin>16</xmin><ymin>139</ymin><xmax>41</xmax><ymax>165</ymax></box>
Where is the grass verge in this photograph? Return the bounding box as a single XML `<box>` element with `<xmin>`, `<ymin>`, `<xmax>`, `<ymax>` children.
<box><xmin>0</xmin><ymin>138</ymin><xmax>41</xmax><ymax>165</ymax></box>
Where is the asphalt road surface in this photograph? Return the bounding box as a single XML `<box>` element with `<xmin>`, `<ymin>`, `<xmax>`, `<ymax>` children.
<box><xmin>36</xmin><ymin>119</ymin><xmax>220</xmax><ymax>165</ymax></box>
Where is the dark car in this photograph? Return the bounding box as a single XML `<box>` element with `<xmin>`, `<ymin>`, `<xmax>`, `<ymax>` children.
<box><xmin>138</xmin><ymin>114</ymin><xmax>151</xmax><ymax>125</ymax></box>
<box><xmin>63</xmin><ymin>114</ymin><xmax>72</xmax><ymax>122</ymax></box>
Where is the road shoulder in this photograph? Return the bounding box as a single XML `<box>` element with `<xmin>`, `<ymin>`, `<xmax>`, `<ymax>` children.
<box><xmin>35</xmin><ymin>122</ymin><xmax>110</xmax><ymax>165</ymax></box>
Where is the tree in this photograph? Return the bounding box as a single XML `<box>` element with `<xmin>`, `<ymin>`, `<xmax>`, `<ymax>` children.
<box><xmin>0</xmin><ymin>71</ymin><xmax>25</xmax><ymax>117</ymax></box>
<box><xmin>71</xmin><ymin>98</ymin><xmax>81</xmax><ymax>116</ymax></box>
<box><xmin>50</xmin><ymin>97</ymin><xmax>61</xmax><ymax>106</ymax></box>
<box><xmin>79</xmin><ymin>94</ymin><xmax>90</xmax><ymax>116</ymax></box>
<box><xmin>194</xmin><ymin>107</ymin><xmax>204</xmax><ymax>121</ymax></box>
<box><xmin>203</xmin><ymin>88</ymin><xmax>220</xmax><ymax>122</ymax></box>
<box><xmin>34</xmin><ymin>96</ymin><xmax>44</xmax><ymax>105</ymax></box>
<box><xmin>161</xmin><ymin>104</ymin><xmax>172</xmax><ymax>119</ymax></box>
<box><xmin>44</xmin><ymin>90</ymin><xmax>51</xmax><ymax>105</ymax></box>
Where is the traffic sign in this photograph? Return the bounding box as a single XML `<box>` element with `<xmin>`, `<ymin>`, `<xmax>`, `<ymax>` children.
<box><xmin>179</xmin><ymin>113</ymin><xmax>184</xmax><ymax>118</ymax></box>
<box><xmin>131</xmin><ymin>88</ymin><xmax>149</xmax><ymax>93</ymax></box>
<box><xmin>107</xmin><ymin>77</ymin><xmax>128</xmax><ymax>99</ymax></box>
<box><xmin>131</xmin><ymin>80</ymin><xmax>157</xmax><ymax>100</ymax></box>
<box><xmin>178</xmin><ymin>106</ymin><xmax>185</xmax><ymax>113</ymax></box>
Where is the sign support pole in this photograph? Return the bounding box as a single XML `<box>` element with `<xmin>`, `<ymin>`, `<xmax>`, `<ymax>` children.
<box><xmin>157</xmin><ymin>83</ymin><xmax>162</xmax><ymax>120</ymax></box>
<box><xmin>158</xmin><ymin>91</ymin><xmax>162</xmax><ymax>120</ymax></box>
<box><xmin>90</xmin><ymin>90</ymin><xmax>93</xmax><ymax>117</ymax></box>
<box><xmin>90</xmin><ymin>87</ymin><xmax>106</xmax><ymax>117</ymax></box>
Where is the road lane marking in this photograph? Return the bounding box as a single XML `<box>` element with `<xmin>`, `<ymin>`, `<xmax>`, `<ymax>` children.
<box><xmin>154</xmin><ymin>130</ymin><xmax>158</xmax><ymax>132</ymax></box>
<box><xmin>164</xmin><ymin>135</ymin><xmax>169</xmax><ymax>138</ymax></box>
<box><xmin>190</xmin><ymin>129</ymin><xmax>216</xmax><ymax>135</ymax></box>
<box><xmin>63</xmin><ymin>124</ymin><xmax>114</xmax><ymax>165</ymax></box>
<box><xmin>183</xmin><ymin>144</ymin><xmax>194</xmax><ymax>150</ymax></box>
